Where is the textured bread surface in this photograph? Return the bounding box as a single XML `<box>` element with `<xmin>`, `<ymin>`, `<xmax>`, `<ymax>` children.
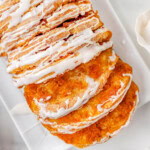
<box><xmin>24</xmin><ymin>49</ymin><xmax>118</xmax><ymax>119</ymax></box>
<box><xmin>45</xmin><ymin>82</ymin><xmax>139</xmax><ymax>148</ymax></box>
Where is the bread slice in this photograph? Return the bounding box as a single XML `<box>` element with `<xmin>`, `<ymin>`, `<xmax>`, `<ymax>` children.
<box><xmin>46</xmin><ymin>82</ymin><xmax>139</xmax><ymax>148</ymax></box>
<box><xmin>24</xmin><ymin>49</ymin><xmax>118</xmax><ymax>119</ymax></box>
<box><xmin>41</xmin><ymin>59</ymin><xmax>133</xmax><ymax>134</ymax></box>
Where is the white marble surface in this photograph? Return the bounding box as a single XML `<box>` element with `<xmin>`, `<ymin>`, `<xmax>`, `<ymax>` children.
<box><xmin>0</xmin><ymin>0</ymin><xmax>150</xmax><ymax>150</ymax></box>
<box><xmin>0</xmin><ymin>101</ymin><xmax>27</xmax><ymax>150</ymax></box>
<box><xmin>111</xmin><ymin>0</ymin><xmax>150</xmax><ymax>68</ymax></box>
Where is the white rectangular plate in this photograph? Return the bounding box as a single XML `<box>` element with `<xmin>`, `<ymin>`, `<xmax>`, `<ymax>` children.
<box><xmin>0</xmin><ymin>0</ymin><xmax>150</xmax><ymax>150</ymax></box>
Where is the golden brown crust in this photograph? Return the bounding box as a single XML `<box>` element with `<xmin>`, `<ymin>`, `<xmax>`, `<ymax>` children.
<box><xmin>41</xmin><ymin>59</ymin><xmax>132</xmax><ymax>134</ymax></box>
<box><xmin>44</xmin><ymin>82</ymin><xmax>139</xmax><ymax>148</ymax></box>
<box><xmin>24</xmin><ymin>49</ymin><xmax>118</xmax><ymax>118</ymax></box>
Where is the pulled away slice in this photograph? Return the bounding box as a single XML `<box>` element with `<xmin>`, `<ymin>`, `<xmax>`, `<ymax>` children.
<box><xmin>40</xmin><ymin>59</ymin><xmax>133</xmax><ymax>134</ymax></box>
<box><xmin>24</xmin><ymin>49</ymin><xmax>118</xmax><ymax>119</ymax></box>
<box><xmin>45</xmin><ymin>82</ymin><xmax>139</xmax><ymax>148</ymax></box>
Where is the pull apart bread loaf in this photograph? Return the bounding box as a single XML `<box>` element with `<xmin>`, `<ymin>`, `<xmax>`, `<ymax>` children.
<box><xmin>0</xmin><ymin>0</ymin><xmax>139</xmax><ymax>148</ymax></box>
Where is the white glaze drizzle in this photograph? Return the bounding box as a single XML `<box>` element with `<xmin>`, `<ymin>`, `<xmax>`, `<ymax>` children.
<box><xmin>7</xmin><ymin>17</ymin><xmax>102</xmax><ymax>73</ymax></box>
<box><xmin>79</xmin><ymin>3</ymin><xmax>91</xmax><ymax>16</ymax></box>
<box><xmin>39</xmin><ymin>96</ymin><xmax>52</xmax><ymax>103</ymax></box>
<box><xmin>8</xmin><ymin>0</ymin><xmax>31</xmax><ymax>28</ymax></box>
<box><xmin>46</xmin><ymin>96</ymin><xmax>51</xmax><ymax>101</ymax></box>
<box><xmin>0</xmin><ymin>0</ymin><xmax>56</xmax><ymax>53</ymax></box>
<box><xmin>62</xmin><ymin>85</ymin><xmax>128</xmax><ymax>133</ymax></box>
<box><xmin>7</xmin><ymin>29</ymin><xmax>69</xmax><ymax>72</ymax></box>
<box><xmin>123</xmin><ymin>73</ymin><xmax>133</xmax><ymax>79</ymax></box>
<box><xmin>93</xmin><ymin>91</ymin><xmax>139</xmax><ymax>146</ymax></box>
<box><xmin>10</xmin><ymin>90</ymin><xmax>139</xmax><ymax>138</ymax></box>
<box><xmin>46</xmin><ymin>4</ymin><xmax>80</xmax><ymax>25</ymax></box>
<box><xmin>0</xmin><ymin>5</ymin><xmax>18</xmax><ymax>22</ymax></box>
<box><xmin>33</xmin><ymin>76</ymin><xmax>100</xmax><ymax>119</ymax></box>
<box><xmin>0</xmin><ymin>1</ymin><xmax>91</xmax><ymax>54</ymax></box>
<box><xmin>96</xmin><ymin>81</ymin><xmax>127</xmax><ymax>114</ymax></box>
<box><xmin>16</xmin><ymin>41</ymin><xmax>112</xmax><ymax>86</ymax></box>
<box><xmin>8</xmin><ymin>28</ymin><xmax>109</xmax><ymax>73</ymax></box>
<box><xmin>135</xmin><ymin>90</ymin><xmax>140</xmax><ymax>105</ymax></box>
<box><xmin>109</xmin><ymin>50</ymin><xmax>116</xmax><ymax>61</ymax></box>
<box><xmin>109</xmin><ymin>65</ymin><xmax>115</xmax><ymax>71</ymax></box>
<box><xmin>109</xmin><ymin>81</ymin><xmax>125</xmax><ymax>103</ymax></box>
<box><xmin>48</xmin><ymin>91</ymin><xmax>127</xmax><ymax>134</ymax></box>
<box><xmin>41</xmin><ymin>73</ymin><xmax>132</xmax><ymax>134</ymax></box>
<box><xmin>13</xmin><ymin>35</ymin><xmax>113</xmax><ymax>87</ymax></box>
<box><xmin>0</xmin><ymin>19</ymin><xmax>40</xmax><ymax>53</ymax></box>
<box><xmin>97</xmin><ymin>104</ymin><xmax>103</xmax><ymax>112</ymax></box>
<box><xmin>0</xmin><ymin>0</ymin><xmax>6</xmax><ymax>5</ymax></box>
<box><xmin>0</xmin><ymin>0</ymin><xmax>42</xmax><ymax>22</ymax></box>
<box><xmin>0</xmin><ymin>0</ymin><xmax>11</xmax><ymax>13</ymax></box>
<box><xmin>77</xmin><ymin>73</ymin><xmax>132</xmax><ymax>125</ymax></box>
<box><xmin>22</xmin><ymin>0</ymin><xmax>48</xmax><ymax>20</ymax></box>
<box><xmin>41</xmin><ymin>94</ymin><xmax>122</xmax><ymax>134</ymax></box>
<box><xmin>68</xmin><ymin>15</ymin><xmax>99</xmax><ymax>31</ymax></box>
